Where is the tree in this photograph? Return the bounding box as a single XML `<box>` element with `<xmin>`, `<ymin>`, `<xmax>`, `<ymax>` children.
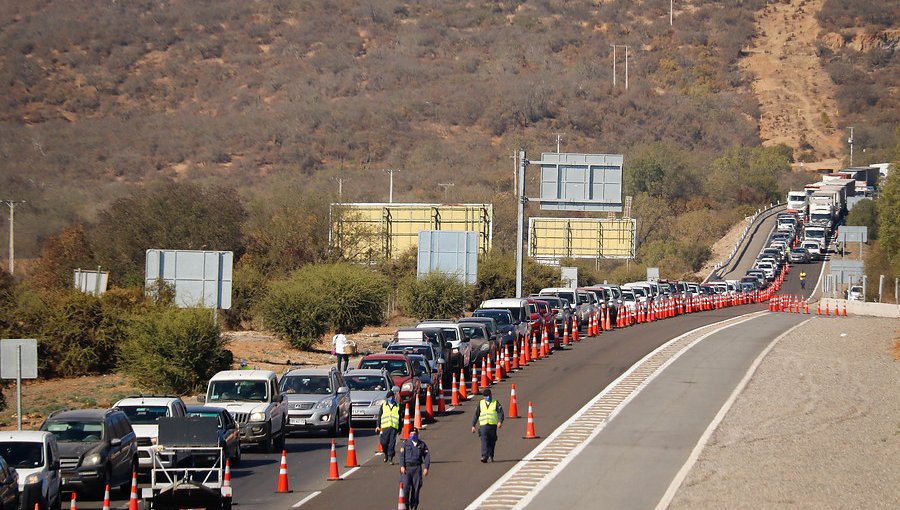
<box><xmin>877</xmin><ymin>168</ymin><xmax>900</xmax><ymax>270</ymax></box>
<box><xmin>31</xmin><ymin>224</ymin><xmax>95</xmax><ymax>290</ymax></box>
<box><xmin>92</xmin><ymin>182</ymin><xmax>246</xmax><ymax>286</ymax></box>
<box><xmin>400</xmin><ymin>273</ymin><xmax>468</xmax><ymax>320</ymax></box>
<box><xmin>845</xmin><ymin>199</ymin><xmax>878</xmax><ymax>239</ymax></box>
<box><xmin>625</xmin><ymin>143</ymin><xmax>699</xmax><ymax>205</ymax></box>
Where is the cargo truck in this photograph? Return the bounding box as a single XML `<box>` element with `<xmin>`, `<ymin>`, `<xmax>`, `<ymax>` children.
<box><xmin>786</xmin><ymin>191</ymin><xmax>808</xmax><ymax>216</ymax></box>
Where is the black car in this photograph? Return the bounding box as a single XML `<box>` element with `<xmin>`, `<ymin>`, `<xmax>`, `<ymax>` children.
<box><xmin>40</xmin><ymin>409</ymin><xmax>137</xmax><ymax>496</ymax></box>
<box><xmin>184</xmin><ymin>406</ymin><xmax>242</xmax><ymax>467</ymax></box>
<box><xmin>0</xmin><ymin>457</ymin><xmax>18</xmax><ymax>510</ymax></box>
<box><xmin>471</xmin><ymin>309</ymin><xmax>518</xmax><ymax>349</ymax></box>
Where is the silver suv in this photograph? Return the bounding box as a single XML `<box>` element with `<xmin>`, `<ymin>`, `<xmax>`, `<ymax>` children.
<box><xmin>279</xmin><ymin>367</ymin><xmax>351</xmax><ymax>437</ymax></box>
<box><xmin>0</xmin><ymin>431</ymin><xmax>61</xmax><ymax>510</ymax></box>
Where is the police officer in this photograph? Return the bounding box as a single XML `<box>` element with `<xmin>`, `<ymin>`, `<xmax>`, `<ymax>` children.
<box><xmin>376</xmin><ymin>390</ymin><xmax>401</xmax><ymax>464</ymax></box>
<box><xmin>799</xmin><ymin>271</ymin><xmax>807</xmax><ymax>290</ymax></box>
<box><xmin>470</xmin><ymin>388</ymin><xmax>504</xmax><ymax>462</ymax></box>
<box><xmin>399</xmin><ymin>427</ymin><xmax>430</xmax><ymax>510</ymax></box>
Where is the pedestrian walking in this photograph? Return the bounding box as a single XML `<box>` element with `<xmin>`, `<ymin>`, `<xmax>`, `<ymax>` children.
<box><xmin>799</xmin><ymin>271</ymin><xmax>807</xmax><ymax>290</ymax></box>
<box><xmin>331</xmin><ymin>332</ymin><xmax>352</xmax><ymax>372</ymax></box>
<box><xmin>470</xmin><ymin>388</ymin><xmax>504</xmax><ymax>462</ymax></box>
<box><xmin>376</xmin><ymin>390</ymin><xmax>401</xmax><ymax>464</ymax></box>
<box><xmin>399</xmin><ymin>427</ymin><xmax>430</xmax><ymax>510</ymax></box>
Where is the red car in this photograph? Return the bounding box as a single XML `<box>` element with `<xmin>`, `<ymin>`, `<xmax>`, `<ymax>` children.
<box><xmin>526</xmin><ymin>298</ymin><xmax>557</xmax><ymax>346</ymax></box>
<box><xmin>357</xmin><ymin>354</ymin><xmax>420</xmax><ymax>406</ymax></box>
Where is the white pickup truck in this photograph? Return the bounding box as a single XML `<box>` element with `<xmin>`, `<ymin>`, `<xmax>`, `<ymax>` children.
<box><xmin>200</xmin><ymin>370</ymin><xmax>288</xmax><ymax>453</ymax></box>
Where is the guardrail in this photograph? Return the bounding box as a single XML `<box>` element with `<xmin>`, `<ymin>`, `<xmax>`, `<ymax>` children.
<box><xmin>705</xmin><ymin>201</ymin><xmax>784</xmax><ymax>282</ymax></box>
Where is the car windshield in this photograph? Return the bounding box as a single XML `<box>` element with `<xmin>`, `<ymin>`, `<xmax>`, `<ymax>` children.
<box><xmin>387</xmin><ymin>345</ymin><xmax>433</xmax><ymax>360</ymax></box>
<box><xmin>359</xmin><ymin>359</ymin><xmax>410</xmax><ymax>377</ymax></box>
<box><xmin>185</xmin><ymin>410</ymin><xmax>226</xmax><ymax>429</ymax></box>
<box><xmin>557</xmin><ymin>292</ymin><xmax>576</xmax><ymax>304</ymax></box>
<box><xmin>459</xmin><ymin>325</ymin><xmax>486</xmax><ymax>340</ymax></box>
<box><xmin>474</xmin><ymin>310</ymin><xmax>511</xmax><ymax>325</ymax></box>
<box><xmin>806</xmin><ymin>230</ymin><xmax>825</xmax><ymax>239</ymax></box>
<box><xmin>43</xmin><ymin>420</ymin><xmax>104</xmax><ymax>443</ymax></box>
<box><xmin>629</xmin><ymin>287</ymin><xmax>647</xmax><ymax>298</ymax></box>
<box><xmin>0</xmin><ymin>442</ymin><xmax>43</xmax><ymax>468</ymax></box>
<box><xmin>280</xmin><ymin>375</ymin><xmax>332</xmax><ymax>395</ymax></box>
<box><xmin>412</xmin><ymin>359</ymin><xmax>430</xmax><ymax>375</ymax></box>
<box><xmin>345</xmin><ymin>375</ymin><xmax>391</xmax><ymax>392</ymax></box>
<box><xmin>577</xmin><ymin>293</ymin><xmax>590</xmax><ymax>304</ymax></box>
<box><xmin>621</xmin><ymin>290</ymin><xmax>635</xmax><ymax>300</ymax></box>
<box><xmin>117</xmin><ymin>405</ymin><xmax>170</xmax><ymax>425</ymax></box>
<box><xmin>208</xmin><ymin>380</ymin><xmax>269</xmax><ymax>402</ymax></box>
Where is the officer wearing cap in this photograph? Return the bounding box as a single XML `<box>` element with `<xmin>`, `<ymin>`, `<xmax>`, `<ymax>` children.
<box><xmin>399</xmin><ymin>426</ymin><xmax>430</xmax><ymax>510</ymax></box>
<box><xmin>376</xmin><ymin>389</ymin><xmax>401</xmax><ymax>464</ymax></box>
<box><xmin>471</xmin><ymin>388</ymin><xmax>504</xmax><ymax>462</ymax></box>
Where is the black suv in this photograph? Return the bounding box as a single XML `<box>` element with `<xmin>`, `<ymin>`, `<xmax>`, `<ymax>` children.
<box><xmin>40</xmin><ymin>409</ymin><xmax>137</xmax><ymax>496</ymax></box>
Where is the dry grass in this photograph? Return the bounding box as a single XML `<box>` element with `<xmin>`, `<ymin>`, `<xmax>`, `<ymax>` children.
<box><xmin>891</xmin><ymin>333</ymin><xmax>900</xmax><ymax>360</ymax></box>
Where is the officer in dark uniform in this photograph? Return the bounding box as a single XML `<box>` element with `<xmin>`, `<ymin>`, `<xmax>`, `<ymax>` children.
<box><xmin>399</xmin><ymin>427</ymin><xmax>430</xmax><ymax>510</ymax></box>
<box><xmin>375</xmin><ymin>390</ymin><xmax>401</xmax><ymax>464</ymax></box>
<box><xmin>470</xmin><ymin>388</ymin><xmax>504</xmax><ymax>462</ymax></box>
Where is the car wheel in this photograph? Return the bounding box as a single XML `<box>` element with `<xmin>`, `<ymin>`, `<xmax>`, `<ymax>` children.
<box><xmin>261</xmin><ymin>429</ymin><xmax>275</xmax><ymax>453</ymax></box>
<box><xmin>275</xmin><ymin>425</ymin><xmax>286</xmax><ymax>451</ymax></box>
<box><xmin>51</xmin><ymin>492</ymin><xmax>62</xmax><ymax>510</ymax></box>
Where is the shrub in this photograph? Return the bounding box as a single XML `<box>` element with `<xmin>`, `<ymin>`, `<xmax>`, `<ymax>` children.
<box><xmin>257</xmin><ymin>263</ymin><xmax>389</xmax><ymax>349</ymax></box>
<box><xmin>400</xmin><ymin>273</ymin><xmax>468</xmax><ymax>320</ymax></box>
<box><xmin>119</xmin><ymin>307</ymin><xmax>230</xmax><ymax>393</ymax></box>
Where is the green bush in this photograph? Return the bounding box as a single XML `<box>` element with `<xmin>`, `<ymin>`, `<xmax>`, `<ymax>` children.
<box><xmin>257</xmin><ymin>263</ymin><xmax>389</xmax><ymax>349</ymax></box>
<box><xmin>119</xmin><ymin>307</ymin><xmax>231</xmax><ymax>393</ymax></box>
<box><xmin>400</xmin><ymin>272</ymin><xmax>468</xmax><ymax>320</ymax></box>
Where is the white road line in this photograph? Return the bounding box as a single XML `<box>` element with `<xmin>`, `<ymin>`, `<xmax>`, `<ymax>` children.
<box><xmin>292</xmin><ymin>491</ymin><xmax>321</xmax><ymax>507</ymax></box>
<box><xmin>654</xmin><ymin>317</ymin><xmax>812</xmax><ymax>510</ymax></box>
<box><xmin>342</xmin><ymin>466</ymin><xmax>361</xmax><ymax>478</ymax></box>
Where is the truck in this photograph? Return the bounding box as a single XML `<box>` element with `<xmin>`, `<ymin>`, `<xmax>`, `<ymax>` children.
<box><xmin>803</xmin><ymin>225</ymin><xmax>828</xmax><ymax>251</ymax></box>
<box><xmin>786</xmin><ymin>190</ymin><xmax>808</xmax><ymax>216</ymax></box>
<box><xmin>199</xmin><ymin>370</ymin><xmax>288</xmax><ymax>453</ymax></box>
<box><xmin>140</xmin><ymin>416</ymin><xmax>232</xmax><ymax>510</ymax></box>
<box><xmin>808</xmin><ymin>203</ymin><xmax>835</xmax><ymax>232</ymax></box>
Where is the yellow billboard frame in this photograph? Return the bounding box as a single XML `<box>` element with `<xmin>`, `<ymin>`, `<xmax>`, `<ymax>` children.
<box><xmin>528</xmin><ymin>217</ymin><xmax>635</xmax><ymax>260</ymax></box>
<box><xmin>330</xmin><ymin>203</ymin><xmax>493</xmax><ymax>261</ymax></box>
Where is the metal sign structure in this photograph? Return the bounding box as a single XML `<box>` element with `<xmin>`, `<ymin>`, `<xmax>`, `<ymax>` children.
<box><xmin>647</xmin><ymin>267</ymin><xmax>660</xmax><ymax>282</ymax></box>
<box><xmin>73</xmin><ymin>268</ymin><xmax>109</xmax><ymax>296</ymax></box>
<box><xmin>836</xmin><ymin>226</ymin><xmax>868</xmax><ymax>244</ymax></box>
<box><xmin>145</xmin><ymin>250</ymin><xmax>233</xmax><ymax>309</ymax></box>
<box><xmin>330</xmin><ymin>203</ymin><xmax>492</xmax><ymax>261</ymax></box>
<box><xmin>1</xmin><ymin>338</ymin><xmax>38</xmax><ymax>430</ymax></box>
<box><xmin>528</xmin><ymin>217</ymin><xmax>636</xmax><ymax>262</ymax></box>
<box><xmin>534</xmin><ymin>153</ymin><xmax>624</xmax><ymax>212</ymax></box>
<box><xmin>561</xmin><ymin>267</ymin><xmax>578</xmax><ymax>288</ymax></box>
<box><xmin>828</xmin><ymin>259</ymin><xmax>865</xmax><ymax>285</ymax></box>
<box><xmin>417</xmin><ymin>231</ymin><xmax>478</xmax><ymax>285</ymax></box>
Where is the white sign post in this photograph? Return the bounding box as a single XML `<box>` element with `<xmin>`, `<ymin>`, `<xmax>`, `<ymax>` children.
<box><xmin>1</xmin><ymin>339</ymin><xmax>38</xmax><ymax>430</ymax></box>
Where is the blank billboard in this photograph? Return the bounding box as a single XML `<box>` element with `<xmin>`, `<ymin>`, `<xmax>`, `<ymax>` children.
<box><xmin>537</xmin><ymin>153</ymin><xmax>624</xmax><ymax>212</ymax></box>
<box><xmin>528</xmin><ymin>217</ymin><xmax>636</xmax><ymax>260</ymax></box>
<box><xmin>417</xmin><ymin>231</ymin><xmax>478</xmax><ymax>284</ymax></box>
<box><xmin>145</xmin><ymin>250</ymin><xmax>233</xmax><ymax>309</ymax></box>
<box><xmin>330</xmin><ymin>203</ymin><xmax>492</xmax><ymax>261</ymax></box>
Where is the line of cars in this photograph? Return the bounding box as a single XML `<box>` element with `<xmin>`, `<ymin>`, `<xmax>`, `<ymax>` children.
<box><xmin>739</xmin><ymin>211</ymin><xmax>823</xmax><ymax>293</ymax></box>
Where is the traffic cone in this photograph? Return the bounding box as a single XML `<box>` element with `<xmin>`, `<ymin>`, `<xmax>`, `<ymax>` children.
<box><xmin>377</xmin><ymin>438</ymin><xmax>384</xmax><ymax>455</ymax></box>
<box><xmin>327</xmin><ymin>440</ymin><xmax>341</xmax><ymax>481</ymax></box>
<box><xmin>413</xmin><ymin>395</ymin><xmax>423</xmax><ymax>430</ymax></box>
<box><xmin>572</xmin><ymin>315</ymin><xmax>579</xmax><ymax>342</ymax></box>
<box><xmin>523</xmin><ymin>401</ymin><xmax>539</xmax><ymax>439</ymax></box>
<box><xmin>69</xmin><ymin>493</ymin><xmax>77</xmax><ymax>510</ymax></box>
<box><xmin>508</xmin><ymin>384</ymin><xmax>520</xmax><ymax>418</ymax></box>
<box><xmin>398</xmin><ymin>482</ymin><xmax>407</xmax><ymax>510</ymax></box>
<box><xmin>480</xmin><ymin>358</ymin><xmax>488</xmax><ymax>388</ymax></box>
<box><xmin>458</xmin><ymin>369</ymin><xmax>468</xmax><ymax>400</ymax></box>
<box><xmin>101</xmin><ymin>485</ymin><xmax>111</xmax><ymax>510</ymax></box>
<box><xmin>562</xmin><ymin>318</ymin><xmax>570</xmax><ymax>345</ymax></box>
<box><xmin>842</xmin><ymin>303</ymin><xmax>847</xmax><ymax>316</ymax></box>
<box><xmin>804</xmin><ymin>299</ymin><xmax>809</xmax><ymax>314</ymax></box>
<box><xmin>504</xmin><ymin>346</ymin><xmax>511</xmax><ymax>374</ymax></box>
<box><xmin>277</xmin><ymin>449</ymin><xmax>292</xmax><ymax>492</ymax></box>
<box><xmin>450</xmin><ymin>373</ymin><xmax>460</xmax><ymax>406</ymax></box>
<box><xmin>816</xmin><ymin>301</ymin><xmax>821</xmax><ymax>315</ymax></box>
<box><xmin>833</xmin><ymin>302</ymin><xmax>840</xmax><ymax>316</ymax></box>
<box><xmin>540</xmin><ymin>327</ymin><xmax>549</xmax><ymax>357</ymax></box>
<box><xmin>345</xmin><ymin>428</ymin><xmax>359</xmax><ymax>467</ymax></box>
<box><xmin>825</xmin><ymin>301</ymin><xmax>830</xmax><ymax>315</ymax></box>
<box><xmin>604</xmin><ymin>308</ymin><xmax>611</xmax><ymax>330</ymax></box>
<box><xmin>437</xmin><ymin>380</ymin><xmax>446</xmax><ymax>413</ymax></box>
<box><xmin>513</xmin><ymin>340</ymin><xmax>520</xmax><ymax>370</ymax></box>
<box><xmin>425</xmin><ymin>386</ymin><xmax>434</xmax><ymax>422</ymax></box>
<box><xmin>486</xmin><ymin>354</ymin><xmax>494</xmax><ymax>384</ymax></box>
<box><xmin>128</xmin><ymin>470</ymin><xmax>138</xmax><ymax>510</ymax></box>
<box><xmin>531</xmin><ymin>331</ymin><xmax>539</xmax><ymax>360</ymax></box>
<box><xmin>401</xmin><ymin>404</ymin><xmax>411</xmax><ymax>440</ymax></box>
<box><xmin>472</xmin><ymin>363</ymin><xmax>480</xmax><ymax>395</ymax></box>
<box><xmin>223</xmin><ymin>459</ymin><xmax>232</xmax><ymax>497</ymax></box>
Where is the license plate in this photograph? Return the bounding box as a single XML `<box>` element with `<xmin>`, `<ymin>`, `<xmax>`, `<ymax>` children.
<box><xmin>352</xmin><ymin>409</ymin><xmax>366</xmax><ymax>416</ymax></box>
<box><xmin>289</xmin><ymin>418</ymin><xmax>306</xmax><ymax>425</ymax></box>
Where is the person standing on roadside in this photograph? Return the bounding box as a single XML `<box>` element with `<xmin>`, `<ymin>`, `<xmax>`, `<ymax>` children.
<box><xmin>332</xmin><ymin>331</ymin><xmax>350</xmax><ymax>372</ymax></box>
<box><xmin>376</xmin><ymin>390</ymin><xmax>401</xmax><ymax>464</ymax></box>
<box><xmin>799</xmin><ymin>271</ymin><xmax>807</xmax><ymax>290</ymax></box>
<box><xmin>399</xmin><ymin>427</ymin><xmax>430</xmax><ymax>510</ymax></box>
<box><xmin>471</xmin><ymin>388</ymin><xmax>504</xmax><ymax>462</ymax></box>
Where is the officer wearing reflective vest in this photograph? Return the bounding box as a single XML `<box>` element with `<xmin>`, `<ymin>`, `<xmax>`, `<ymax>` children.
<box><xmin>376</xmin><ymin>390</ymin><xmax>401</xmax><ymax>464</ymax></box>
<box><xmin>470</xmin><ymin>388</ymin><xmax>504</xmax><ymax>462</ymax></box>
<box><xmin>799</xmin><ymin>271</ymin><xmax>807</xmax><ymax>290</ymax></box>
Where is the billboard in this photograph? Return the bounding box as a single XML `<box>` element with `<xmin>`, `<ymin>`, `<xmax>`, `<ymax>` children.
<box><xmin>330</xmin><ymin>203</ymin><xmax>493</xmax><ymax>261</ymax></box>
<box><xmin>417</xmin><ymin>231</ymin><xmax>478</xmax><ymax>284</ymax></box>
<box><xmin>536</xmin><ymin>153</ymin><xmax>624</xmax><ymax>212</ymax></box>
<box><xmin>145</xmin><ymin>250</ymin><xmax>233</xmax><ymax>309</ymax></box>
<box><xmin>73</xmin><ymin>268</ymin><xmax>109</xmax><ymax>296</ymax></box>
<box><xmin>528</xmin><ymin>217</ymin><xmax>636</xmax><ymax>260</ymax></box>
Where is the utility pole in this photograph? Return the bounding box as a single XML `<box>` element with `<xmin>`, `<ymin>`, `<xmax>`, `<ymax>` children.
<box><xmin>611</xmin><ymin>44</ymin><xmax>617</xmax><ymax>87</ymax></box>
<box><xmin>333</xmin><ymin>177</ymin><xmax>348</xmax><ymax>201</ymax></box>
<box><xmin>611</xmin><ymin>45</ymin><xmax>631</xmax><ymax>89</ymax></box>
<box><xmin>511</xmin><ymin>150</ymin><xmax>518</xmax><ymax>195</ymax></box>
<box><xmin>384</xmin><ymin>169</ymin><xmax>399</xmax><ymax>203</ymax></box>
<box><xmin>437</xmin><ymin>183</ymin><xmax>455</xmax><ymax>203</ymax></box>
<box><xmin>670</xmin><ymin>0</ymin><xmax>674</xmax><ymax>26</ymax></box>
<box><xmin>848</xmin><ymin>127</ymin><xmax>855</xmax><ymax>167</ymax></box>
<box><xmin>2</xmin><ymin>200</ymin><xmax>25</xmax><ymax>275</ymax></box>
<box><xmin>556</xmin><ymin>133</ymin><xmax>562</xmax><ymax>153</ymax></box>
<box><xmin>625</xmin><ymin>45</ymin><xmax>630</xmax><ymax>90</ymax></box>
<box><xmin>515</xmin><ymin>150</ymin><xmax>527</xmax><ymax>298</ymax></box>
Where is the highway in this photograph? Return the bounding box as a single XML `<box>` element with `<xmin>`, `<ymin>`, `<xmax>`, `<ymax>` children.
<box><xmin>71</xmin><ymin>210</ymin><xmax>825</xmax><ymax>509</ymax></box>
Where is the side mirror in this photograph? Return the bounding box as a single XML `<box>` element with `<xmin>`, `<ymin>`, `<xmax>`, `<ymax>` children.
<box><xmin>337</xmin><ymin>386</ymin><xmax>349</xmax><ymax>394</ymax></box>
<box><xmin>110</xmin><ymin>438</ymin><xmax>122</xmax><ymax>447</ymax></box>
<box><xmin>382</xmin><ymin>341</ymin><xmax>390</xmax><ymax>348</ymax></box>
<box><xmin>197</xmin><ymin>395</ymin><xmax>206</xmax><ymax>403</ymax></box>
<box><xmin>437</xmin><ymin>358</ymin><xmax>445</xmax><ymax>365</ymax></box>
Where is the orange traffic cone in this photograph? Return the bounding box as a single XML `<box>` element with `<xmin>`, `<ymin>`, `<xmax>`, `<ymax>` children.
<box><xmin>531</xmin><ymin>331</ymin><xmax>539</xmax><ymax>360</ymax></box>
<box><xmin>480</xmin><ymin>359</ymin><xmax>488</xmax><ymax>389</ymax></box>
<box><xmin>345</xmin><ymin>428</ymin><xmax>359</xmax><ymax>467</ymax></box>
<box><xmin>413</xmin><ymin>395</ymin><xmax>424</xmax><ymax>430</ymax></box>
<box><xmin>572</xmin><ymin>315</ymin><xmax>579</xmax><ymax>342</ymax></box>
<box><xmin>459</xmin><ymin>369</ymin><xmax>469</xmax><ymax>400</ymax></box>
<box><xmin>69</xmin><ymin>493</ymin><xmax>77</xmax><ymax>510</ymax></box>
<box><xmin>377</xmin><ymin>438</ymin><xmax>384</xmax><ymax>455</ymax></box>
<box><xmin>398</xmin><ymin>482</ymin><xmax>408</xmax><ymax>510</ymax></box>
<box><xmin>424</xmin><ymin>386</ymin><xmax>434</xmax><ymax>422</ymax></box>
<box><xmin>504</xmin><ymin>346</ymin><xmax>511</xmax><ymax>374</ymax></box>
<box><xmin>101</xmin><ymin>485</ymin><xmax>111</xmax><ymax>510</ymax></box>
<box><xmin>562</xmin><ymin>319</ymin><xmax>570</xmax><ymax>345</ymax></box>
<box><xmin>437</xmin><ymin>380</ymin><xmax>446</xmax><ymax>414</ymax></box>
<box><xmin>604</xmin><ymin>308</ymin><xmax>611</xmax><ymax>330</ymax></box>
<box><xmin>816</xmin><ymin>301</ymin><xmax>821</xmax><ymax>315</ymax></box>
<box><xmin>277</xmin><ymin>449</ymin><xmax>292</xmax><ymax>492</ymax></box>
<box><xmin>513</xmin><ymin>340</ymin><xmax>520</xmax><ymax>370</ymax></box>
<box><xmin>401</xmin><ymin>404</ymin><xmax>411</xmax><ymax>440</ymax></box>
<box><xmin>494</xmin><ymin>353</ymin><xmax>503</xmax><ymax>381</ymax></box>
<box><xmin>842</xmin><ymin>303</ymin><xmax>847</xmax><ymax>316</ymax></box>
<box><xmin>450</xmin><ymin>373</ymin><xmax>460</xmax><ymax>406</ymax></box>
<box><xmin>128</xmin><ymin>471</ymin><xmax>138</xmax><ymax>510</ymax></box>
<box><xmin>223</xmin><ymin>459</ymin><xmax>233</xmax><ymax>497</ymax></box>
<box><xmin>825</xmin><ymin>301</ymin><xmax>830</xmax><ymax>315</ymax></box>
<box><xmin>327</xmin><ymin>440</ymin><xmax>341</xmax><ymax>481</ymax></box>
<box><xmin>472</xmin><ymin>363</ymin><xmax>480</xmax><ymax>395</ymax></box>
<box><xmin>521</xmin><ymin>337</ymin><xmax>529</xmax><ymax>364</ymax></box>
<box><xmin>486</xmin><ymin>356</ymin><xmax>494</xmax><ymax>384</ymax></box>
<box><xmin>508</xmin><ymin>384</ymin><xmax>520</xmax><ymax>418</ymax></box>
<box><xmin>523</xmin><ymin>401</ymin><xmax>539</xmax><ymax>439</ymax></box>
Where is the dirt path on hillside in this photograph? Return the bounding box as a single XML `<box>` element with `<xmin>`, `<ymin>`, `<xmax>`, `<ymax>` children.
<box><xmin>739</xmin><ymin>0</ymin><xmax>844</xmax><ymax>170</ymax></box>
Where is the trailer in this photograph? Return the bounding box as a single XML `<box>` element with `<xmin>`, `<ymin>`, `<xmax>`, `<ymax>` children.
<box><xmin>140</xmin><ymin>417</ymin><xmax>232</xmax><ymax>510</ymax></box>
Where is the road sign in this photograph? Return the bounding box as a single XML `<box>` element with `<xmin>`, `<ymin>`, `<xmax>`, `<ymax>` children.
<box><xmin>74</xmin><ymin>268</ymin><xmax>109</xmax><ymax>296</ymax></box>
<box><xmin>417</xmin><ymin>231</ymin><xmax>478</xmax><ymax>285</ymax></box>
<box><xmin>561</xmin><ymin>267</ymin><xmax>578</xmax><ymax>288</ymax></box>
<box><xmin>836</xmin><ymin>226</ymin><xmax>867</xmax><ymax>243</ymax></box>
<box><xmin>145</xmin><ymin>250</ymin><xmax>233</xmax><ymax>309</ymax></box>
<box><xmin>1</xmin><ymin>339</ymin><xmax>37</xmax><ymax>379</ymax></box>
<box><xmin>534</xmin><ymin>153</ymin><xmax>624</xmax><ymax>212</ymax></box>
<box><xmin>647</xmin><ymin>268</ymin><xmax>660</xmax><ymax>282</ymax></box>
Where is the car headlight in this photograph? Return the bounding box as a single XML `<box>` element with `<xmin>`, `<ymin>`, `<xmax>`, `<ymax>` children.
<box><xmin>401</xmin><ymin>382</ymin><xmax>412</xmax><ymax>392</ymax></box>
<box><xmin>82</xmin><ymin>453</ymin><xmax>103</xmax><ymax>467</ymax></box>
<box><xmin>24</xmin><ymin>473</ymin><xmax>41</xmax><ymax>485</ymax></box>
<box><xmin>315</xmin><ymin>399</ymin><xmax>333</xmax><ymax>409</ymax></box>
<box><xmin>249</xmin><ymin>412</ymin><xmax>266</xmax><ymax>422</ymax></box>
